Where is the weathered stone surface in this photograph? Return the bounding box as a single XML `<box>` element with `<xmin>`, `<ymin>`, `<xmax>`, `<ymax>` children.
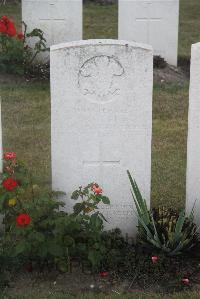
<box><xmin>22</xmin><ymin>0</ymin><xmax>82</xmax><ymax>61</ymax></box>
<box><xmin>118</xmin><ymin>0</ymin><xmax>179</xmax><ymax>66</ymax></box>
<box><xmin>51</xmin><ymin>39</ymin><xmax>153</xmax><ymax>236</ymax></box>
<box><xmin>186</xmin><ymin>43</ymin><xmax>200</xmax><ymax>224</ymax></box>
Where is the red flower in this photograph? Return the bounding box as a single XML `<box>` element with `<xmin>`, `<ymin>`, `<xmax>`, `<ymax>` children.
<box><xmin>16</xmin><ymin>214</ymin><xmax>31</xmax><ymax>227</ymax></box>
<box><xmin>0</xmin><ymin>16</ymin><xmax>7</xmax><ymax>34</ymax></box>
<box><xmin>151</xmin><ymin>256</ymin><xmax>158</xmax><ymax>264</ymax></box>
<box><xmin>92</xmin><ymin>184</ymin><xmax>103</xmax><ymax>194</ymax></box>
<box><xmin>2</xmin><ymin>177</ymin><xmax>18</xmax><ymax>191</ymax></box>
<box><xmin>100</xmin><ymin>271</ymin><xmax>109</xmax><ymax>278</ymax></box>
<box><xmin>6</xmin><ymin>21</ymin><xmax>16</xmax><ymax>37</ymax></box>
<box><xmin>17</xmin><ymin>32</ymin><xmax>24</xmax><ymax>40</ymax></box>
<box><xmin>0</xmin><ymin>15</ymin><xmax>16</xmax><ymax>37</ymax></box>
<box><xmin>181</xmin><ymin>278</ymin><xmax>189</xmax><ymax>285</ymax></box>
<box><xmin>4</xmin><ymin>152</ymin><xmax>16</xmax><ymax>160</ymax></box>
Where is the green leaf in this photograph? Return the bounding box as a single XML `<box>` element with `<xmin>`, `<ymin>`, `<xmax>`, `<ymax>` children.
<box><xmin>48</xmin><ymin>241</ymin><xmax>64</xmax><ymax>257</ymax></box>
<box><xmin>13</xmin><ymin>242</ymin><xmax>27</xmax><ymax>256</ymax></box>
<box><xmin>71</xmin><ymin>190</ymin><xmax>80</xmax><ymax>200</ymax></box>
<box><xmin>73</xmin><ymin>202</ymin><xmax>84</xmax><ymax>215</ymax></box>
<box><xmin>127</xmin><ymin>170</ymin><xmax>151</xmax><ymax>226</ymax></box>
<box><xmin>88</xmin><ymin>249</ymin><xmax>102</xmax><ymax>269</ymax></box>
<box><xmin>101</xmin><ymin>196</ymin><xmax>110</xmax><ymax>205</ymax></box>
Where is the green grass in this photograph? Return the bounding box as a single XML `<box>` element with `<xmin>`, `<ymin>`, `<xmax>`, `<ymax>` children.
<box><xmin>151</xmin><ymin>84</ymin><xmax>189</xmax><ymax>208</ymax></box>
<box><xmin>83</xmin><ymin>2</ymin><xmax>118</xmax><ymax>39</ymax></box>
<box><xmin>179</xmin><ymin>0</ymin><xmax>200</xmax><ymax>59</ymax></box>
<box><xmin>0</xmin><ymin>83</ymin><xmax>51</xmax><ymax>187</ymax></box>
<box><xmin>8</xmin><ymin>291</ymin><xmax>200</xmax><ymax>299</ymax></box>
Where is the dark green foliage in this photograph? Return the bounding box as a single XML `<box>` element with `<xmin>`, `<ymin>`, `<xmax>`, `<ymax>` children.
<box><xmin>0</xmin><ymin>157</ymin><xmax>112</xmax><ymax>273</ymax></box>
<box><xmin>153</xmin><ymin>55</ymin><xmax>167</xmax><ymax>69</ymax></box>
<box><xmin>127</xmin><ymin>171</ymin><xmax>198</xmax><ymax>256</ymax></box>
<box><xmin>71</xmin><ymin>184</ymin><xmax>110</xmax><ymax>271</ymax></box>
<box><xmin>101</xmin><ymin>228</ymin><xmax>135</xmax><ymax>274</ymax></box>
<box><xmin>0</xmin><ymin>20</ymin><xmax>49</xmax><ymax>76</ymax></box>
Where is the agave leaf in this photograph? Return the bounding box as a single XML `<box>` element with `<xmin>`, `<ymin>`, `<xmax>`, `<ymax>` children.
<box><xmin>130</xmin><ymin>190</ymin><xmax>143</xmax><ymax>219</ymax></box>
<box><xmin>137</xmin><ymin>214</ymin><xmax>163</xmax><ymax>250</ymax></box>
<box><xmin>151</xmin><ymin>213</ymin><xmax>162</xmax><ymax>247</ymax></box>
<box><xmin>127</xmin><ymin>171</ymin><xmax>145</xmax><ymax>211</ymax></box>
<box><xmin>168</xmin><ymin>241</ymin><xmax>184</xmax><ymax>256</ymax></box>
<box><xmin>174</xmin><ymin>210</ymin><xmax>185</xmax><ymax>241</ymax></box>
<box><xmin>188</xmin><ymin>199</ymin><xmax>196</xmax><ymax>221</ymax></box>
<box><xmin>127</xmin><ymin>170</ymin><xmax>151</xmax><ymax>225</ymax></box>
<box><xmin>136</xmin><ymin>214</ymin><xmax>154</xmax><ymax>240</ymax></box>
<box><xmin>148</xmin><ymin>238</ymin><xmax>163</xmax><ymax>250</ymax></box>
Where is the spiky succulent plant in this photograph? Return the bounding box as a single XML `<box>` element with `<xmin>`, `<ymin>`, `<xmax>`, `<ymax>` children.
<box><xmin>127</xmin><ymin>171</ymin><xmax>198</xmax><ymax>256</ymax></box>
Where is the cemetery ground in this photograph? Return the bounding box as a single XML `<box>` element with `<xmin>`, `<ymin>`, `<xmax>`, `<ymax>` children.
<box><xmin>0</xmin><ymin>1</ymin><xmax>200</xmax><ymax>299</ymax></box>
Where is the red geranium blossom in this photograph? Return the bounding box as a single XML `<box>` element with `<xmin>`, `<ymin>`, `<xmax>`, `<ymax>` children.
<box><xmin>17</xmin><ymin>32</ymin><xmax>24</xmax><ymax>40</ymax></box>
<box><xmin>92</xmin><ymin>184</ymin><xmax>103</xmax><ymax>194</ymax></box>
<box><xmin>151</xmin><ymin>256</ymin><xmax>158</xmax><ymax>264</ymax></box>
<box><xmin>182</xmin><ymin>278</ymin><xmax>189</xmax><ymax>285</ymax></box>
<box><xmin>4</xmin><ymin>152</ymin><xmax>16</xmax><ymax>160</ymax></box>
<box><xmin>2</xmin><ymin>177</ymin><xmax>18</xmax><ymax>191</ymax></box>
<box><xmin>0</xmin><ymin>16</ymin><xmax>7</xmax><ymax>34</ymax></box>
<box><xmin>100</xmin><ymin>271</ymin><xmax>109</xmax><ymax>278</ymax></box>
<box><xmin>16</xmin><ymin>214</ymin><xmax>31</xmax><ymax>227</ymax></box>
<box><xmin>0</xmin><ymin>15</ymin><xmax>17</xmax><ymax>37</ymax></box>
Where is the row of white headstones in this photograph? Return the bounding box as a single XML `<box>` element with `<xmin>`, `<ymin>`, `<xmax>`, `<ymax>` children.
<box><xmin>22</xmin><ymin>0</ymin><xmax>179</xmax><ymax>66</ymax></box>
<box><xmin>0</xmin><ymin>1</ymin><xmax>199</xmax><ymax>238</ymax></box>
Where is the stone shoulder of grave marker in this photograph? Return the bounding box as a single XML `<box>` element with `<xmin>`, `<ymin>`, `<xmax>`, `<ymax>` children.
<box><xmin>50</xmin><ymin>39</ymin><xmax>153</xmax><ymax>52</ymax></box>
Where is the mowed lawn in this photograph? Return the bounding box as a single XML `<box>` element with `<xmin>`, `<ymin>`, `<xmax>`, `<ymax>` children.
<box><xmin>0</xmin><ymin>1</ymin><xmax>200</xmax><ymax>210</ymax></box>
<box><xmin>9</xmin><ymin>292</ymin><xmax>200</xmax><ymax>299</ymax></box>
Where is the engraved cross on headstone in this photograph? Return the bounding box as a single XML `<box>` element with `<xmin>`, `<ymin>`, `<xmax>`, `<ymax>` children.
<box><xmin>82</xmin><ymin>141</ymin><xmax>120</xmax><ymax>185</ymax></box>
<box><xmin>136</xmin><ymin>2</ymin><xmax>162</xmax><ymax>44</ymax></box>
<box><xmin>39</xmin><ymin>2</ymin><xmax>65</xmax><ymax>44</ymax></box>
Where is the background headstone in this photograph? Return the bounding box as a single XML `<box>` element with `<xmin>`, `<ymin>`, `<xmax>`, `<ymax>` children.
<box><xmin>22</xmin><ymin>0</ymin><xmax>82</xmax><ymax>60</ymax></box>
<box><xmin>186</xmin><ymin>42</ymin><xmax>200</xmax><ymax>224</ymax></box>
<box><xmin>118</xmin><ymin>0</ymin><xmax>179</xmax><ymax>66</ymax></box>
<box><xmin>51</xmin><ymin>40</ymin><xmax>153</xmax><ymax>236</ymax></box>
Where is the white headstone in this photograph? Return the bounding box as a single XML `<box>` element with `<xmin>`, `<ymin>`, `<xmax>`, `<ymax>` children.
<box><xmin>186</xmin><ymin>43</ymin><xmax>200</xmax><ymax>224</ymax></box>
<box><xmin>118</xmin><ymin>0</ymin><xmax>179</xmax><ymax>66</ymax></box>
<box><xmin>22</xmin><ymin>0</ymin><xmax>82</xmax><ymax>60</ymax></box>
<box><xmin>51</xmin><ymin>40</ymin><xmax>153</xmax><ymax>236</ymax></box>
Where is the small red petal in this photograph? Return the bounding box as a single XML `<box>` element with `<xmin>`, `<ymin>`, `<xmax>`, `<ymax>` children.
<box><xmin>100</xmin><ymin>271</ymin><xmax>109</xmax><ymax>278</ymax></box>
<box><xmin>151</xmin><ymin>256</ymin><xmax>158</xmax><ymax>264</ymax></box>
<box><xmin>182</xmin><ymin>278</ymin><xmax>189</xmax><ymax>285</ymax></box>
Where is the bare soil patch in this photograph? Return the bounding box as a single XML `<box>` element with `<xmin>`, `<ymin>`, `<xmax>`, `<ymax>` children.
<box><xmin>154</xmin><ymin>65</ymin><xmax>189</xmax><ymax>85</ymax></box>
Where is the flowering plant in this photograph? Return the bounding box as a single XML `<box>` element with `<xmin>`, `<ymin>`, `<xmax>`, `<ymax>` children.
<box><xmin>0</xmin><ymin>153</ymin><xmax>67</xmax><ymax>265</ymax></box>
<box><xmin>0</xmin><ymin>153</ymin><xmax>111</xmax><ymax>272</ymax></box>
<box><xmin>71</xmin><ymin>183</ymin><xmax>110</xmax><ymax>270</ymax></box>
<box><xmin>72</xmin><ymin>182</ymin><xmax>110</xmax><ymax>217</ymax></box>
<box><xmin>0</xmin><ymin>15</ymin><xmax>48</xmax><ymax>75</ymax></box>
